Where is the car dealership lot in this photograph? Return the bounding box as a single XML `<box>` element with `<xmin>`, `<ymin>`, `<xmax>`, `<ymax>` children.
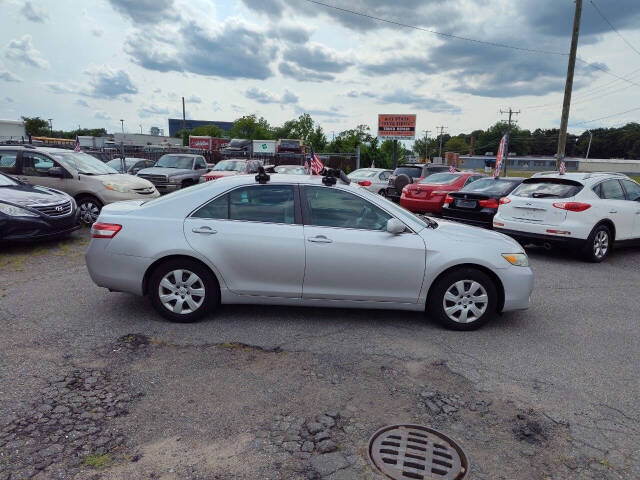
<box><xmin>1</xmin><ymin>230</ymin><xmax>639</xmax><ymax>479</ymax></box>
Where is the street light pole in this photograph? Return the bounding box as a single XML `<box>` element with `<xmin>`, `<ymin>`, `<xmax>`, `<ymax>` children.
<box><xmin>48</xmin><ymin>118</ymin><xmax>52</xmax><ymax>136</ymax></box>
<box><xmin>120</xmin><ymin>119</ymin><xmax>124</xmax><ymax>134</ymax></box>
<box><xmin>585</xmin><ymin>130</ymin><xmax>593</xmax><ymax>159</ymax></box>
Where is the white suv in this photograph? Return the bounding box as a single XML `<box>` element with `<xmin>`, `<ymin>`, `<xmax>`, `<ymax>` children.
<box><xmin>493</xmin><ymin>172</ymin><xmax>640</xmax><ymax>262</ymax></box>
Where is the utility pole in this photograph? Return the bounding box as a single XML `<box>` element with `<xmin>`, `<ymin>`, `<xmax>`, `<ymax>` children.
<box><xmin>436</xmin><ymin>126</ymin><xmax>447</xmax><ymax>161</ymax></box>
<box><xmin>120</xmin><ymin>119</ymin><xmax>124</xmax><ymax>133</ymax></box>
<box><xmin>500</xmin><ymin>108</ymin><xmax>520</xmax><ymax>177</ymax></box>
<box><xmin>139</xmin><ymin>124</ymin><xmax>143</xmax><ymax>134</ymax></box>
<box><xmin>182</xmin><ymin>96</ymin><xmax>186</xmax><ymax>133</ymax></box>
<box><xmin>556</xmin><ymin>0</ymin><xmax>582</xmax><ymax>170</ymax></box>
<box><xmin>585</xmin><ymin>130</ymin><xmax>593</xmax><ymax>159</ymax></box>
<box><xmin>392</xmin><ymin>139</ymin><xmax>398</xmax><ymax>169</ymax></box>
<box><xmin>48</xmin><ymin>118</ymin><xmax>52</xmax><ymax>136</ymax></box>
<box><xmin>422</xmin><ymin>130</ymin><xmax>431</xmax><ymax>162</ymax></box>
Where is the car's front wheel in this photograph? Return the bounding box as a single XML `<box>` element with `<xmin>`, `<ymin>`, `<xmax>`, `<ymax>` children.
<box><xmin>583</xmin><ymin>224</ymin><xmax>612</xmax><ymax>263</ymax></box>
<box><xmin>149</xmin><ymin>258</ymin><xmax>219</xmax><ymax>323</ymax></box>
<box><xmin>427</xmin><ymin>268</ymin><xmax>497</xmax><ymax>331</ymax></box>
<box><xmin>77</xmin><ymin>195</ymin><xmax>103</xmax><ymax>225</ymax></box>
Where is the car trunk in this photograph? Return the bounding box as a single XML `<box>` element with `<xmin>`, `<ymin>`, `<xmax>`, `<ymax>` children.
<box><xmin>448</xmin><ymin>192</ymin><xmax>497</xmax><ymax>211</ymax></box>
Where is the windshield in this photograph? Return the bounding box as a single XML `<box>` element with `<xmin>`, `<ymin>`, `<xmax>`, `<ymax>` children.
<box><xmin>274</xmin><ymin>166</ymin><xmax>306</xmax><ymax>175</ymax></box>
<box><xmin>213</xmin><ymin>160</ymin><xmax>246</xmax><ymax>172</ymax></box>
<box><xmin>156</xmin><ymin>155</ymin><xmax>194</xmax><ymax>169</ymax></box>
<box><xmin>106</xmin><ymin>159</ymin><xmax>136</xmax><ymax>171</ymax></box>
<box><xmin>49</xmin><ymin>151</ymin><xmax>118</xmax><ymax>175</ymax></box>
<box><xmin>460</xmin><ymin>178</ymin><xmax>521</xmax><ymax>195</ymax></box>
<box><xmin>512</xmin><ymin>179</ymin><xmax>583</xmax><ymax>199</ymax></box>
<box><xmin>419</xmin><ymin>173</ymin><xmax>459</xmax><ymax>185</ymax></box>
<box><xmin>0</xmin><ymin>173</ymin><xmax>19</xmax><ymax>186</ymax></box>
<box><xmin>348</xmin><ymin>169</ymin><xmax>378</xmax><ymax>179</ymax></box>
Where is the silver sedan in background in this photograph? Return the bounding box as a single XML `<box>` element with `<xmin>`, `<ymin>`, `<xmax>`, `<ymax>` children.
<box><xmin>348</xmin><ymin>168</ymin><xmax>393</xmax><ymax>195</ymax></box>
<box><xmin>85</xmin><ymin>174</ymin><xmax>533</xmax><ymax>330</ymax></box>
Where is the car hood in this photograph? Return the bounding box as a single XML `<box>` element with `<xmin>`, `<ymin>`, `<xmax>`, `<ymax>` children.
<box><xmin>0</xmin><ymin>184</ymin><xmax>70</xmax><ymax>207</ymax></box>
<box><xmin>94</xmin><ymin>174</ymin><xmax>155</xmax><ymax>189</ymax></box>
<box><xmin>428</xmin><ymin>218</ymin><xmax>523</xmax><ymax>250</ymax></box>
<box><xmin>137</xmin><ymin>167</ymin><xmax>192</xmax><ymax>177</ymax></box>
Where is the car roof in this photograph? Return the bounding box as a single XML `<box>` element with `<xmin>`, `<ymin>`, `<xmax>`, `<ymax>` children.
<box><xmin>275</xmin><ymin>164</ymin><xmax>305</xmax><ymax>167</ymax></box>
<box><xmin>531</xmin><ymin>171</ymin><xmax>630</xmax><ymax>184</ymax></box>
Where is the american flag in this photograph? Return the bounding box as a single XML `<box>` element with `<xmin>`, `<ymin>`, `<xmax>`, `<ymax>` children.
<box><xmin>559</xmin><ymin>157</ymin><xmax>567</xmax><ymax>175</ymax></box>
<box><xmin>449</xmin><ymin>164</ymin><xmax>455</xmax><ymax>173</ymax></box>
<box><xmin>493</xmin><ymin>134</ymin><xmax>507</xmax><ymax>178</ymax></box>
<box><xmin>310</xmin><ymin>147</ymin><xmax>323</xmax><ymax>175</ymax></box>
<box><xmin>73</xmin><ymin>136</ymin><xmax>81</xmax><ymax>152</ymax></box>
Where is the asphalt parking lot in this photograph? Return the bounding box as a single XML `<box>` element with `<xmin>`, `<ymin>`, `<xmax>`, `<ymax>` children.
<box><xmin>0</xmin><ymin>229</ymin><xmax>638</xmax><ymax>480</ymax></box>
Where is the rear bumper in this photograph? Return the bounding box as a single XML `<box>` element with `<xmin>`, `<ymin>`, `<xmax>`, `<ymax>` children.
<box><xmin>400</xmin><ymin>197</ymin><xmax>444</xmax><ymax>213</ymax></box>
<box><xmin>441</xmin><ymin>207</ymin><xmax>495</xmax><ymax>228</ymax></box>
<box><xmin>85</xmin><ymin>239</ymin><xmax>152</xmax><ymax>295</ymax></box>
<box><xmin>384</xmin><ymin>187</ymin><xmax>401</xmax><ymax>202</ymax></box>
<box><xmin>494</xmin><ymin>228</ymin><xmax>585</xmax><ymax>248</ymax></box>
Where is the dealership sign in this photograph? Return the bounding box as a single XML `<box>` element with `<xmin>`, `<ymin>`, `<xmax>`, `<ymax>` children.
<box><xmin>378</xmin><ymin>114</ymin><xmax>417</xmax><ymax>140</ymax></box>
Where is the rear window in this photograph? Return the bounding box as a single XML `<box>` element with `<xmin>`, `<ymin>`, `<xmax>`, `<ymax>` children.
<box><xmin>418</xmin><ymin>173</ymin><xmax>459</xmax><ymax>185</ymax></box>
<box><xmin>460</xmin><ymin>178</ymin><xmax>521</xmax><ymax>195</ymax></box>
<box><xmin>394</xmin><ymin>167</ymin><xmax>422</xmax><ymax>177</ymax></box>
<box><xmin>512</xmin><ymin>178</ymin><xmax>583</xmax><ymax>199</ymax></box>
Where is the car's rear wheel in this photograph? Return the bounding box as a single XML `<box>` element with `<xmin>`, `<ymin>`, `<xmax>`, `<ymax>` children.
<box><xmin>149</xmin><ymin>258</ymin><xmax>219</xmax><ymax>323</ymax></box>
<box><xmin>583</xmin><ymin>224</ymin><xmax>611</xmax><ymax>263</ymax></box>
<box><xmin>77</xmin><ymin>195</ymin><xmax>103</xmax><ymax>225</ymax></box>
<box><xmin>378</xmin><ymin>189</ymin><xmax>386</xmax><ymax>196</ymax></box>
<box><xmin>427</xmin><ymin>268</ymin><xmax>497</xmax><ymax>331</ymax></box>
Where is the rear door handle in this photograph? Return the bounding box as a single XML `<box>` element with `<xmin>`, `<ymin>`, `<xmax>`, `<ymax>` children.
<box><xmin>192</xmin><ymin>227</ymin><xmax>217</xmax><ymax>235</ymax></box>
<box><xmin>307</xmin><ymin>235</ymin><xmax>333</xmax><ymax>243</ymax></box>
<box><xmin>609</xmin><ymin>210</ymin><xmax>618</xmax><ymax>214</ymax></box>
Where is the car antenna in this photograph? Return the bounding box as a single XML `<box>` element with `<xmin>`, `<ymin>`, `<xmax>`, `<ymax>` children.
<box><xmin>255</xmin><ymin>166</ymin><xmax>270</xmax><ymax>184</ymax></box>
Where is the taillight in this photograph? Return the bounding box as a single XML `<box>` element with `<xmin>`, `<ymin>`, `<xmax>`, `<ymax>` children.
<box><xmin>478</xmin><ymin>198</ymin><xmax>499</xmax><ymax>209</ymax></box>
<box><xmin>553</xmin><ymin>202</ymin><xmax>591</xmax><ymax>212</ymax></box>
<box><xmin>91</xmin><ymin>222</ymin><xmax>122</xmax><ymax>239</ymax></box>
<box><xmin>358</xmin><ymin>180</ymin><xmax>372</xmax><ymax>186</ymax></box>
<box><xmin>499</xmin><ymin>197</ymin><xmax>512</xmax><ymax>205</ymax></box>
<box><xmin>444</xmin><ymin>195</ymin><xmax>454</xmax><ymax>204</ymax></box>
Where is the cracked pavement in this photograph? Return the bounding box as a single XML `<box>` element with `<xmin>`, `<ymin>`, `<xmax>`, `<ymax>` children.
<box><xmin>0</xmin><ymin>230</ymin><xmax>638</xmax><ymax>479</ymax></box>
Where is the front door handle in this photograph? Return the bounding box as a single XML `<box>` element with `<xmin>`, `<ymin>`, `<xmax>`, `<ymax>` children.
<box><xmin>308</xmin><ymin>235</ymin><xmax>332</xmax><ymax>243</ymax></box>
<box><xmin>192</xmin><ymin>227</ymin><xmax>217</xmax><ymax>235</ymax></box>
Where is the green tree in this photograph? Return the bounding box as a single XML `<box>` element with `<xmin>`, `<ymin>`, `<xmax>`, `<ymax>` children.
<box><xmin>229</xmin><ymin>115</ymin><xmax>272</xmax><ymax>140</ymax></box>
<box><xmin>190</xmin><ymin>124</ymin><xmax>224</xmax><ymax>138</ymax></box>
<box><xmin>22</xmin><ymin>116</ymin><xmax>49</xmax><ymax>136</ymax></box>
<box><xmin>444</xmin><ymin>136</ymin><xmax>469</xmax><ymax>154</ymax></box>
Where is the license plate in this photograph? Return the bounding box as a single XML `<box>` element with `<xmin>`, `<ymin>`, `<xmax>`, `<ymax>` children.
<box><xmin>515</xmin><ymin>208</ymin><xmax>545</xmax><ymax>220</ymax></box>
<box><xmin>455</xmin><ymin>199</ymin><xmax>476</xmax><ymax>209</ymax></box>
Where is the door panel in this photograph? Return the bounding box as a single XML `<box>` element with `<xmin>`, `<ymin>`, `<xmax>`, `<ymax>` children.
<box><xmin>302</xmin><ymin>226</ymin><xmax>426</xmax><ymax>302</ymax></box>
<box><xmin>19</xmin><ymin>153</ymin><xmax>69</xmax><ymax>190</ymax></box>
<box><xmin>597</xmin><ymin>180</ymin><xmax>635</xmax><ymax>240</ymax></box>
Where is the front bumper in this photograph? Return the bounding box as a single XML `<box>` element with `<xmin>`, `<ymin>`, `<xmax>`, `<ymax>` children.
<box><xmin>152</xmin><ymin>183</ymin><xmax>181</xmax><ymax>194</ymax></box>
<box><xmin>497</xmin><ymin>264</ymin><xmax>534</xmax><ymax>312</ymax></box>
<box><xmin>0</xmin><ymin>210</ymin><xmax>81</xmax><ymax>242</ymax></box>
<box><xmin>102</xmin><ymin>190</ymin><xmax>161</xmax><ymax>204</ymax></box>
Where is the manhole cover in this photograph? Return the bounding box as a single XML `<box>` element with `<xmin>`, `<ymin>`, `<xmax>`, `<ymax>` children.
<box><xmin>368</xmin><ymin>424</ymin><xmax>468</xmax><ymax>480</ymax></box>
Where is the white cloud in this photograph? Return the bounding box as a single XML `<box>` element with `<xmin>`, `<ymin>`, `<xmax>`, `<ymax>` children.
<box><xmin>21</xmin><ymin>1</ymin><xmax>49</xmax><ymax>23</ymax></box>
<box><xmin>4</xmin><ymin>35</ymin><xmax>49</xmax><ymax>69</ymax></box>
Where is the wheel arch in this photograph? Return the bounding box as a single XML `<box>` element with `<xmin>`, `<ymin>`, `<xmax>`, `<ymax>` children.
<box><xmin>592</xmin><ymin>219</ymin><xmax>616</xmax><ymax>241</ymax></box>
<box><xmin>142</xmin><ymin>254</ymin><xmax>221</xmax><ymax>299</ymax></box>
<box><xmin>426</xmin><ymin>263</ymin><xmax>505</xmax><ymax>313</ymax></box>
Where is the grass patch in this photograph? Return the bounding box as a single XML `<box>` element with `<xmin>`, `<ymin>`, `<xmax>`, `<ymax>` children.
<box><xmin>83</xmin><ymin>453</ymin><xmax>111</xmax><ymax>468</ymax></box>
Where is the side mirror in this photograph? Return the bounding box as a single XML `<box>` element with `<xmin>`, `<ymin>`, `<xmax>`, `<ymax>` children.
<box><xmin>132</xmin><ymin>168</ymin><xmax>140</xmax><ymax>174</ymax></box>
<box><xmin>48</xmin><ymin>167</ymin><xmax>65</xmax><ymax>178</ymax></box>
<box><xmin>386</xmin><ymin>218</ymin><xmax>406</xmax><ymax>235</ymax></box>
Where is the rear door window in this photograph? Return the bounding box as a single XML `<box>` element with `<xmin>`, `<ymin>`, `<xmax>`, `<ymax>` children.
<box><xmin>0</xmin><ymin>151</ymin><xmax>18</xmax><ymax>174</ymax></box>
<box><xmin>599</xmin><ymin>180</ymin><xmax>626</xmax><ymax>200</ymax></box>
<box><xmin>512</xmin><ymin>179</ymin><xmax>583</xmax><ymax>199</ymax></box>
<box><xmin>229</xmin><ymin>185</ymin><xmax>295</xmax><ymax>224</ymax></box>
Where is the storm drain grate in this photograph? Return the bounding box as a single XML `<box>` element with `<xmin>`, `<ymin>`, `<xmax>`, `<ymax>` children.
<box><xmin>368</xmin><ymin>424</ymin><xmax>468</xmax><ymax>480</ymax></box>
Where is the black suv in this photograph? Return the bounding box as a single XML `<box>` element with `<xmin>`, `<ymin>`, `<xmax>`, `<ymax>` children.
<box><xmin>384</xmin><ymin>164</ymin><xmax>456</xmax><ymax>202</ymax></box>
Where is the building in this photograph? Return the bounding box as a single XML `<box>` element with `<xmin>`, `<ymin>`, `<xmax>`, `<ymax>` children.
<box><xmin>168</xmin><ymin>119</ymin><xmax>234</xmax><ymax>137</ymax></box>
<box><xmin>112</xmin><ymin>133</ymin><xmax>182</xmax><ymax>147</ymax></box>
<box><xmin>0</xmin><ymin>119</ymin><xmax>26</xmax><ymax>142</ymax></box>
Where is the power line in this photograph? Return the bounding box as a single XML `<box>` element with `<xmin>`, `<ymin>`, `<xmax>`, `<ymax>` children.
<box><xmin>589</xmin><ymin>0</ymin><xmax>640</xmax><ymax>57</ymax></box>
<box><xmin>302</xmin><ymin>0</ymin><xmax>568</xmax><ymax>56</ymax></box>
<box><xmin>572</xmin><ymin>105</ymin><xmax>640</xmax><ymax>126</ymax></box>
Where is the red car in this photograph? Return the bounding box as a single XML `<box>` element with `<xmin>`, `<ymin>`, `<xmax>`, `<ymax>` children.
<box><xmin>202</xmin><ymin>159</ymin><xmax>263</xmax><ymax>181</ymax></box>
<box><xmin>400</xmin><ymin>172</ymin><xmax>486</xmax><ymax>214</ymax></box>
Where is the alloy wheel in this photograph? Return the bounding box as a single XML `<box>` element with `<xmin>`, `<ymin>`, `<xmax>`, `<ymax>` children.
<box><xmin>442</xmin><ymin>280</ymin><xmax>488</xmax><ymax>324</ymax></box>
<box><xmin>593</xmin><ymin>230</ymin><xmax>609</xmax><ymax>259</ymax></box>
<box><xmin>79</xmin><ymin>201</ymin><xmax>100</xmax><ymax>224</ymax></box>
<box><xmin>158</xmin><ymin>269</ymin><xmax>205</xmax><ymax>315</ymax></box>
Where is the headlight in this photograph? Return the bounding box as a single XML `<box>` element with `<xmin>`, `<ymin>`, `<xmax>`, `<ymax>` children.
<box><xmin>502</xmin><ymin>253</ymin><xmax>529</xmax><ymax>267</ymax></box>
<box><xmin>0</xmin><ymin>202</ymin><xmax>38</xmax><ymax>217</ymax></box>
<box><xmin>102</xmin><ymin>181</ymin><xmax>130</xmax><ymax>193</ymax></box>
<box><xmin>169</xmin><ymin>177</ymin><xmax>182</xmax><ymax>184</ymax></box>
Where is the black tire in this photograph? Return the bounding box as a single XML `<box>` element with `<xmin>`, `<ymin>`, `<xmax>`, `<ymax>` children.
<box><xmin>378</xmin><ymin>189</ymin><xmax>386</xmax><ymax>196</ymax></box>
<box><xmin>76</xmin><ymin>195</ymin><xmax>103</xmax><ymax>225</ymax></box>
<box><xmin>427</xmin><ymin>268</ymin><xmax>498</xmax><ymax>331</ymax></box>
<box><xmin>181</xmin><ymin>180</ymin><xmax>193</xmax><ymax>189</ymax></box>
<box><xmin>582</xmin><ymin>224</ymin><xmax>612</xmax><ymax>263</ymax></box>
<box><xmin>149</xmin><ymin>258</ymin><xmax>219</xmax><ymax>323</ymax></box>
<box><xmin>394</xmin><ymin>174</ymin><xmax>412</xmax><ymax>193</ymax></box>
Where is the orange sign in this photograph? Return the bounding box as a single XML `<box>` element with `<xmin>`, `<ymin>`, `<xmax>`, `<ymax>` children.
<box><xmin>378</xmin><ymin>114</ymin><xmax>416</xmax><ymax>140</ymax></box>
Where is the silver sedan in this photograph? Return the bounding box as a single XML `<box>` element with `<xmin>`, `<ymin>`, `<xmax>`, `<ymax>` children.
<box><xmin>348</xmin><ymin>168</ymin><xmax>393</xmax><ymax>195</ymax></box>
<box><xmin>85</xmin><ymin>174</ymin><xmax>533</xmax><ymax>330</ymax></box>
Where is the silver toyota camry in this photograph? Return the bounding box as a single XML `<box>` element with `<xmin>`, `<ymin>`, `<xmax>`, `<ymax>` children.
<box><xmin>85</xmin><ymin>171</ymin><xmax>533</xmax><ymax>330</ymax></box>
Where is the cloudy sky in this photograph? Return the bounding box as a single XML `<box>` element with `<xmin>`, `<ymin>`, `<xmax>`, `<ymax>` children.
<box><xmin>1</xmin><ymin>0</ymin><xmax>640</xmax><ymax>138</ymax></box>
